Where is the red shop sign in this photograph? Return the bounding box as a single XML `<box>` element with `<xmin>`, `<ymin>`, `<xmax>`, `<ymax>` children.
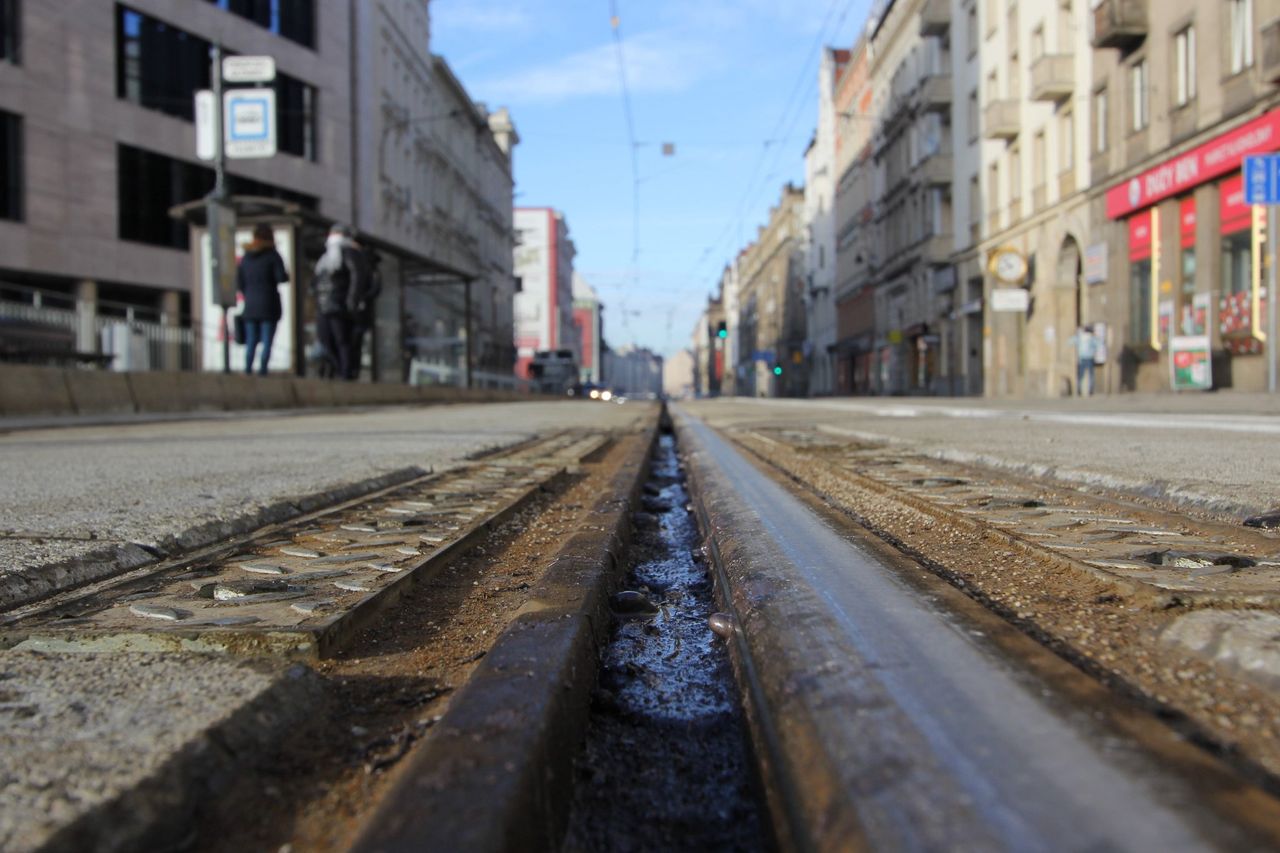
<box><xmin>1179</xmin><ymin>197</ymin><xmax>1196</xmax><ymax>248</ymax></box>
<box><xmin>1128</xmin><ymin>210</ymin><xmax>1153</xmax><ymax>261</ymax></box>
<box><xmin>1106</xmin><ymin>109</ymin><xmax>1280</xmax><ymax>219</ymax></box>
<box><xmin>1220</xmin><ymin>173</ymin><xmax>1252</xmax><ymax>233</ymax></box>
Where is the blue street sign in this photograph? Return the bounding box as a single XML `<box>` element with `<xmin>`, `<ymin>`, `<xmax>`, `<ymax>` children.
<box><xmin>1243</xmin><ymin>154</ymin><xmax>1280</xmax><ymax>205</ymax></box>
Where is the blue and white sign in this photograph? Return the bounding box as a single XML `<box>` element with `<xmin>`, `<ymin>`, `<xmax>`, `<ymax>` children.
<box><xmin>223</xmin><ymin>89</ymin><xmax>276</xmax><ymax>159</ymax></box>
<box><xmin>1243</xmin><ymin>154</ymin><xmax>1280</xmax><ymax>205</ymax></box>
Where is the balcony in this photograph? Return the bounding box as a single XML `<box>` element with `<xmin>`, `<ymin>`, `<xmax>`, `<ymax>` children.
<box><xmin>1263</xmin><ymin>18</ymin><xmax>1280</xmax><ymax>83</ymax></box>
<box><xmin>983</xmin><ymin>99</ymin><xmax>1020</xmax><ymax>140</ymax></box>
<box><xmin>1091</xmin><ymin>0</ymin><xmax>1147</xmax><ymax>51</ymax></box>
<box><xmin>922</xmin><ymin>233</ymin><xmax>954</xmax><ymax>265</ymax></box>
<box><xmin>919</xmin><ymin>0</ymin><xmax>949</xmax><ymax>37</ymax></box>
<box><xmin>918</xmin><ymin>150</ymin><xmax>953</xmax><ymax>186</ymax></box>
<box><xmin>1030</xmin><ymin>54</ymin><xmax>1074</xmax><ymax>103</ymax></box>
<box><xmin>919</xmin><ymin>73</ymin><xmax>952</xmax><ymax>113</ymax></box>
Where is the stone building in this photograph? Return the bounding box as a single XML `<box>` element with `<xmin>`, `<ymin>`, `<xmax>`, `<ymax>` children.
<box><xmin>735</xmin><ymin>184</ymin><xmax>807</xmax><ymax>398</ymax></box>
<box><xmin>1089</xmin><ymin>0</ymin><xmax>1280</xmax><ymax>393</ymax></box>
<box><xmin>0</xmin><ymin>0</ymin><xmax>347</xmax><ymax>373</ymax></box>
<box><xmin>868</xmin><ymin>0</ymin><xmax>955</xmax><ymax>395</ymax></box>
<box><xmin>833</xmin><ymin>36</ymin><xmax>879</xmax><ymax>394</ymax></box>
<box><xmin>571</xmin><ymin>272</ymin><xmax>603</xmax><ymax>385</ymax></box>
<box><xmin>512</xmin><ymin>207</ymin><xmax>576</xmax><ymax>379</ymax></box>
<box><xmin>803</xmin><ymin>48</ymin><xmax>850</xmax><ymax>397</ymax></box>
<box><xmin>971</xmin><ymin>0</ymin><xmax>1094</xmax><ymax>398</ymax></box>
<box><xmin>0</xmin><ymin>0</ymin><xmax>518</xmax><ymax>385</ymax></box>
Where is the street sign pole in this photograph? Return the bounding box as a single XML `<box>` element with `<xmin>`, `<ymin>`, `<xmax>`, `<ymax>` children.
<box><xmin>209</xmin><ymin>41</ymin><xmax>231</xmax><ymax>374</ymax></box>
<box><xmin>1271</xmin><ymin>208</ymin><xmax>1277</xmax><ymax>393</ymax></box>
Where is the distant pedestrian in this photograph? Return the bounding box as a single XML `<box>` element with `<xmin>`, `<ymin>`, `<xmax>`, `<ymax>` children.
<box><xmin>236</xmin><ymin>223</ymin><xmax>289</xmax><ymax>376</ymax></box>
<box><xmin>348</xmin><ymin>245</ymin><xmax>382</xmax><ymax>380</ymax></box>
<box><xmin>1070</xmin><ymin>324</ymin><xmax>1099</xmax><ymax>397</ymax></box>
<box><xmin>310</xmin><ymin>224</ymin><xmax>366</xmax><ymax>381</ymax></box>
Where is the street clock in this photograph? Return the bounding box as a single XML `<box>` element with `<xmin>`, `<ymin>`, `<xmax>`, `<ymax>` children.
<box><xmin>988</xmin><ymin>246</ymin><xmax>1029</xmax><ymax>286</ymax></box>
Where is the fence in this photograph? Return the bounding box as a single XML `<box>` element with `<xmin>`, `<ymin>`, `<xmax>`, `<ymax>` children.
<box><xmin>0</xmin><ymin>281</ymin><xmax>196</xmax><ymax>370</ymax></box>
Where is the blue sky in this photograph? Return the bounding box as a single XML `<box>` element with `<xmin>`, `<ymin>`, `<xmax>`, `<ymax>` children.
<box><xmin>432</xmin><ymin>0</ymin><xmax>872</xmax><ymax>357</ymax></box>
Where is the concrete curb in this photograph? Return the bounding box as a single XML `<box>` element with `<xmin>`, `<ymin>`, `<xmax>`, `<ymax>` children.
<box><xmin>0</xmin><ymin>364</ymin><xmax>535</xmax><ymax>421</ymax></box>
<box><xmin>0</xmin><ymin>466</ymin><xmax>429</xmax><ymax>613</ymax></box>
<box><xmin>352</xmin><ymin>420</ymin><xmax>659</xmax><ymax>853</ymax></box>
<box><xmin>1</xmin><ymin>653</ymin><xmax>324</xmax><ymax>853</ymax></box>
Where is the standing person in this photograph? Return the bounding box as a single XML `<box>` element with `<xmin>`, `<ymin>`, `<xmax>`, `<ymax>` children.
<box><xmin>311</xmin><ymin>224</ymin><xmax>365</xmax><ymax>381</ymax></box>
<box><xmin>236</xmin><ymin>223</ymin><xmax>288</xmax><ymax>376</ymax></box>
<box><xmin>1070</xmin><ymin>324</ymin><xmax>1098</xmax><ymax>397</ymax></box>
<box><xmin>348</xmin><ymin>245</ymin><xmax>382</xmax><ymax>380</ymax></box>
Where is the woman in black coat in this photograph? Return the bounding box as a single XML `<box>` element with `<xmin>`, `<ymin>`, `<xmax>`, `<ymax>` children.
<box><xmin>236</xmin><ymin>223</ymin><xmax>289</xmax><ymax>375</ymax></box>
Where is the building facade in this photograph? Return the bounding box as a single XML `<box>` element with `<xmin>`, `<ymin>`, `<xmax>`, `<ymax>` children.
<box><xmin>1089</xmin><ymin>0</ymin><xmax>1280</xmax><ymax>394</ymax></box>
<box><xmin>0</xmin><ymin>0</ymin><xmax>345</xmax><ymax>373</ymax></box>
<box><xmin>604</xmin><ymin>344</ymin><xmax>663</xmax><ymax>398</ymax></box>
<box><xmin>803</xmin><ymin>48</ymin><xmax>850</xmax><ymax>397</ymax></box>
<box><xmin>971</xmin><ymin>0</ymin><xmax>1094</xmax><ymax>397</ymax></box>
<box><xmin>0</xmin><ymin>0</ymin><xmax>518</xmax><ymax>385</ymax></box>
<box><xmin>513</xmin><ymin>207</ymin><xmax>576</xmax><ymax>379</ymax></box>
<box><xmin>833</xmin><ymin>36</ymin><xmax>879</xmax><ymax>394</ymax></box>
<box><xmin>735</xmin><ymin>184</ymin><xmax>807</xmax><ymax>397</ymax></box>
<box><xmin>571</xmin><ymin>272</ymin><xmax>603</xmax><ymax>384</ymax></box>
<box><xmin>868</xmin><ymin>0</ymin><xmax>955</xmax><ymax>395</ymax></box>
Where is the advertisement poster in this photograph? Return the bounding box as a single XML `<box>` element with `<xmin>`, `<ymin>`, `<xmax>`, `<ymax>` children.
<box><xmin>1170</xmin><ymin>335</ymin><xmax>1212</xmax><ymax>391</ymax></box>
<box><xmin>200</xmin><ymin>225</ymin><xmax>294</xmax><ymax>373</ymax></box>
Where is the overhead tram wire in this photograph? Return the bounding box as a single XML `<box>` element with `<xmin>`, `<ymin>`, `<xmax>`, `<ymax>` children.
<box><xmin>678</xmin><ymin>0</ymin><xmax>862</xmax><ymax>295</ymax></box>
<box><xmin>609</xmin><ymin>0</ymin><xmax>642</xmax><ymax>268</ymax></box>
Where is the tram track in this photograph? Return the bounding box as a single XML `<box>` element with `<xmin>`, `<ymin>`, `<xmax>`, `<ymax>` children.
<box><xmin>674</xmin><ymin>408</ymin><xmax>1280</xmax><ymax>850</ymax></box>
<box><xmin>710</xmin><ymin>418</ymin><xmax>1280</xmax><ymax>791</ymax></box>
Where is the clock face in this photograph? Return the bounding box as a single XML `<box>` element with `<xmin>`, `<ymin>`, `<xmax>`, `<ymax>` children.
<box><xmin>994</xmin><ymin>250</ymin><xmax>1027</xmax><ymax>284</ymax></box>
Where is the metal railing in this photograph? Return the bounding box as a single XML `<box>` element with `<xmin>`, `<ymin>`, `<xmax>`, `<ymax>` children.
<box><xmin>0</xmin><ymin>281</ymin><xmax>196</xmax><ymax>370</ymax></box>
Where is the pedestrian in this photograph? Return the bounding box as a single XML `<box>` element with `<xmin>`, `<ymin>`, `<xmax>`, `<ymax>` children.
<box><xmin>1070</xmin><ymin>324</ymin><xmax>1099</xmax><ymax>397</ymax></box>
<box><xmin>235</xmin><ymin>223</ymin><xmax>289</xmax><ymax>376</ymax></box>
<box><xmin>348</xmin><ymin>245</ymin><xmax>382</xmax><ymax>380</ymax></box>
<box><xmin>310</xmin><ymin>224</ymin><xmax>367</xmax><ymax>381</ymax></box>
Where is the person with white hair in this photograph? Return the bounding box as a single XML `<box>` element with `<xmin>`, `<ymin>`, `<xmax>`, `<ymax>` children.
<box><xmin>310</xmin><ymin>224</ymin><xmax>368</xmax><ymax>380</ymax></box>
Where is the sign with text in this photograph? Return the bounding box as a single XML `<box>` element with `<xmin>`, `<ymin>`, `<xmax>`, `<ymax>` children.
<box><xmin>222</xmin><ymin>55</ymin><xmax>276</xmax><ymax>83</ymax></box>
<box><xmin>990</xmin><ymin>288</ymin><xmax>1030</xmax><ymax>313</ymax></box>
<box><xmin>1170</xmin><ymin>335</ymin><xmax>1212</xmax><ymax>391</ymax></box>
<box><xmin>194</xmin><ymin>90</ymin><xmax>217</xmax><ymax>161</ymax></box>
<box><xmin>1105</xmin><ymin>109</ymin><xmax>1280</xmax><ymax>219</ymax></box>
<box><xmin>1244</xmin><ymin>154</ymin><xmax>1280</xmax><ymax>205</ymax></box>
<box><xmin>224</xmin><ymin>89</ymin><xmax>276</xmax><ymax>159</ymax></box>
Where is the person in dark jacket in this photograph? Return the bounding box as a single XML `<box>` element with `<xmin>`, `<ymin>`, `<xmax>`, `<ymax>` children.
<box><xmin>310</xmin><ymin>224</ymin><xmax>367</xmax><ymax>381</ymax></box>
<box><xmin>235</xmin><ymin>223</ymin><xmax>289</xmax><ymax>375</ymax></box>
<box><xmin>348</xmin><ymin>245</ymin><xmax>382</xmax><ymax>380</ymax></box>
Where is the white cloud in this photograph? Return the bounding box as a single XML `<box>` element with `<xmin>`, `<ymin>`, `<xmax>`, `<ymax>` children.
<box><xmin>473</xmin><ymin>30</ymin><xmax>721</xmax><ymax>103</ymax></box>
<box><xmin>431</xmin><ymin>0</ymin><xmax>534</xmax><ymax>33</ymax></box>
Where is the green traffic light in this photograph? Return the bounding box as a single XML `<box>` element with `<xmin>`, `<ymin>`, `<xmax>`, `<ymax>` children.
<box><xmin>717</xmin><ymin>329</ymin><xmax>727</xmax><ymax>339</ymax></box>
<box><xmin>773</xmin><ymin>366</ymin><xmax>782</xmax><ymax>376</ymax></box>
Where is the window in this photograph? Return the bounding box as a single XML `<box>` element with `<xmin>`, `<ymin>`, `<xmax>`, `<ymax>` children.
<box><xmin>116</xmin><ymin>6</ymin><xmax>212</xmax><ymax>122</ymax></box>
<box><xmin>987</xmin><ymin>161</ymin><xmax>999</xmax><ymax>225</ymax></box>
<box><xmin>0</xmin><ymin>0</ymin><xmax>18</xmax><ymax>64</ymax></box>
<box><xmin>1093</xmin><ymin>87</ymin><xmax>1108</xmax><ymax>152</ymax></box>
<box><xmin>967</xmin><ymin>88</ymin><xmax>979</xmax><ymax>141</ymax></box>
<box><xmin>117</xmin><ymin>144</ymin><xmax>316</xmax><ymax>249</ymax></box>
<box><xmin>1009</xmin><ymin>144</ymin><xmax>1021</xmax><ymax>211</ymax></box>
<box><xmin>1060</xmin><ymin>107</ymin><xmax>1074</xmax><ymax>170</ymax></box>
<box><xmin>1222</xmin><ymin>230</ymin><xmax>1252</xmax><ymax>297</ymax></box>
<box><xmin>205</xmin><ymin>0</ymin><xmax>315</xmax><ymax>49</ymax></box>
<box><xmin>276</xmin><ymin>73</ymin><xmax>317</xmax><ymax>161</ymax></box>
<box><xmin>1129</xmin><ymin>59</ymin><xmax>1148</xmax><ymax>132</ymax></box>
<box><xmin>0</xmin><ymin>109</ymin><xmax>20</xmax><ymax>221</ymax></box>
<box><xmin>1174</xmin><ymin>26</ymin><xmax>1196</xmax><ymax>107</ymax></box>
<box><xmin>1031</xmin><ymin>24</ymin><xmax>1045</xmax><ymax>61</ymax></box>
<box><xmin>968</xmin><ymin>173</ymin><xmax>981</xmax><ymax>240</ymax></box>
<box><xmin>1179</xmin><ymin>247</ymin><xmax>1197</xmax><ymax>333</ymax></box>
<box><xmin>117</xmin><ymin>7</ymin><xmax>316</xmax><ymax>161</ymax></box>
<box><xmin>1228</xmin><ymin>0</ymin><xmax>1253</xmax><ymax>75</ymax></box>
<box><xmin>1129</xmin><ymin>259</ymin><xmax>1153</xmax><ymax>344</ymax></box>
<box><xmin>967</xmin><ymin>3</ymin><xmax>979</xmax><ymax>55</ymax></box>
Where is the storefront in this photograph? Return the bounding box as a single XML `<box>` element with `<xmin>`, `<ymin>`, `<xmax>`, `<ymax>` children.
<box><xmin>1103</xmin><ymin>109</ymin><xmax>1277</xmax><ymax>391</ymax></box>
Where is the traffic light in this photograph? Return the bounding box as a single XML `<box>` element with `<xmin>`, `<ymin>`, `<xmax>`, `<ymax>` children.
<box><xmin>773</xmin><ymin>365</ymin><xmax>783</xmax><ymax>376</ymax></box>
<box><xmin>716</xmin><ymin>322</ymin><xmax>727</xmax><ymax>339</ymax></box>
